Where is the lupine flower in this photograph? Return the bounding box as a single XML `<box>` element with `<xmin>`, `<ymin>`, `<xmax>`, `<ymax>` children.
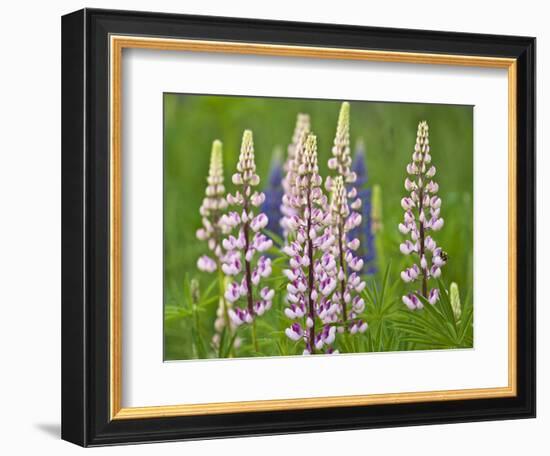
<box><xmin>326</xmin><ymin>102</ymin><xmax>368</xmax><ymax>333</ymax></box>
<box><xmin>399</xmin><ymin>121</ymin><xmax>447</xmax><ymax>309</ymax></box>
<box><xmin>349</xmin><ymin>140</ymin><xmax>377</xmax><ymax>275</ymax></box>
<box><xmin>281</xmin><ymin>114</ymin><xmax>310</xmax><ymax>237</ymax></box>
<box><xmin>282</xmin><ymin>133</ymin><xmax>341</xmax><ymax>354</ymax></box>
<box><xmin>260</xmin><ymin>149</ymin><xmax>284</xmax><ymax>238</ymax></box>
<box><xmin>220</xmin><ymin>130</ymin><xmax>275</xmax><ymax>334</ymax></box>
<box><xmin>329</xmin><ymin>177</ymin><xmax>368</xmax><ymax>333</ymax></box>
<box><xmin>450</xmin><ymin>282</ymin><xmax>462</xmax><ymax>321</ymax></box>
<box><xmin>196</xmin><ymin>140</ymin><xmax>229</xmax><ymax>272</ymax></box>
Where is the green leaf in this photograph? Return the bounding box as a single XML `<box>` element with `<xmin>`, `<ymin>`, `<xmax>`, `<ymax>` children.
<box><xmin>457</xmin><ymin>305</ymin><xmax>474</xmax><ymax>345</ymax></box>
<box><xmin>217</xmin><ymin>327</ymin><xmax>227</xmax><ymax>358</ymax></box>
<box><xmin>379</xmin><ymin>262</ymin><xmax>392</xmax><ymax>310</ymax></box>
<box><xmin>222</xmin><ymin>331</ymin><xmax>240</xmax><ymax>358</ymax></box>
<box><xmin>199</xmin><ymin>278</ymin><xmax>218</xmax><ymax>302</ymax></box>
<box><xmin>263</xmin><ymin>228</ymin><xmax>284</xmax><ymax>247</ymax></box>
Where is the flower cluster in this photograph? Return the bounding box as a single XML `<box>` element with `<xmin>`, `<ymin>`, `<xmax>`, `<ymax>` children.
<box><xmin>282</xmin><ymin>134</ymin><xmax>341</xmax><ymax>354</ymax></box>
<box><xmin>329</xmin><ymin>177</ymin><xmax>368</xmax><ymax>333</ymax></box>
<box><xmin>192</xmin><ymin>102</ymin><xmax>458</xmax><ymax>359</ymax></box>
<box><xmin>196</xmin><ymin>140</ymin><xmax>229</xmax><ymax>272</ymax></box>
<box><xmin>326</xmin><ymin>103</ymin><xmax>368</xmax><ymax>334</ymax></box>
<box><xmin>281</xmin><ymin>113</ymin><xmax>311</xmax><ymax>237</ymax></box>
<box><xmin>349</xmin><ymin>141</ymin><xmax>377</xmax><ymax>275</ymax></box>
<box><xmin>399</xmin><ymin>121</ymin><xmax>446</xmax><ymax>310</ymax></box>
<box><xmin>221</xmin><ymin>130</ymin><xmax>275</xmax><ymax>326</ymax></box>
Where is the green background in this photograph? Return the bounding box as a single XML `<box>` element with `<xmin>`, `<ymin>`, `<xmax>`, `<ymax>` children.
<box><xmin>164</xmin><ymin>93</ymin><xmax>473</xmax><ymax>360</ymax></box>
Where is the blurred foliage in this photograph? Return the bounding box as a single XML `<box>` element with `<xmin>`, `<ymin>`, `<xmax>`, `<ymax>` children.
<box><xmin>163</xmin><ymin>94</ymin><xmax>473</xmax><ymax>360</ymax></box>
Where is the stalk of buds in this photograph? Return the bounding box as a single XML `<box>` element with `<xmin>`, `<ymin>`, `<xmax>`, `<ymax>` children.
<box><xmin>281</xmin><ymin>114</ymin><xmax>311</xmax><ymax>237</ymax></box>
<box><xmin>211</xmin><ymin>279</ymin><xmax>242</xmax><ymax>351</ymax></box>
<box><xmin>196</xmin><ymin>140</ymin><xmax>229</xmax><ymax>272</ymax></box>
<box><xmin>283</xmin><ymin>134</ymin><xmax>340</xmax><ymax>354</ymax></box>
<box><xmin>326</xmin><ymin>102</ymin><xmax>367</xmax><ymax>334</ymax></box>
<box><xmin>399</xmin><ymin>121</ymin><xmax>446</xmax><ymax>310</ymax></box>
<box><xmin>221</xmin><ymin>130</ymin><xmax>275</xmax><ymax>330</ymax></box>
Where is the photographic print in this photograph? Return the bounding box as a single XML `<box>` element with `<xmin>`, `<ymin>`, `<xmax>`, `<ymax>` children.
<box><xmin>164</xmin><ymin>94</ymin><xmax>473</xmax><ymax>360</ymax></box>
<box><xmin>62</xmin><ymin>11</ymin><xmax>535</xmax><ymax>445</ymax></box>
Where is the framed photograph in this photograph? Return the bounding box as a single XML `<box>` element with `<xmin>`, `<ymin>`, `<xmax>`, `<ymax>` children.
<box><xmin>61</xmin><ymin>8</ymin><xmax>536</xmax><ymax>446</ymax></box>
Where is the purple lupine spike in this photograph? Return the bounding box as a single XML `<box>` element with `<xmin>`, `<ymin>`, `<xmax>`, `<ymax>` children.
<box><xmin>260</xmin><ymin>150</ymin><xmax>284</xmax><ymax>238</ymax></box>
<box><xmin>281</xmin><ymin>114</ymin><xmax>311</xmax><ymax>237</ymax></box>
<box><xmin>327</xmin><ymin>103</ymin><xmax>368</xmax><ymax>334</ymax></box>
<box><xmin>282</xmin><ymin>133</ymin><xmax>340</xmax><ymax>355</ymax></box>
<box><xmin>349</xmin><ymin>140</ymin><xmax>377</xmax><ymax>275</ymax></box>
<box><xmin>220</xmin><ymin>131</ymin><xmax>275</xmax><ymax>342</ymax></box>
<box><xmin>399</xmin><ymin>121</ymin><xmax>446</xmax><ymax>309</ymax></box>
<box><xmin>352</xmin><ymin>140</ymin><xmax>368</xmax><ymax>187</ymax></box>
<box><xmin>195</xmin><ymin>141</ymin><xmax>243</xmax><ymax>351</ymax></box>
<box><xmin>196</xmin><ymin>140</ymin><xmax>228</xmax><ymax>272</ymax></box>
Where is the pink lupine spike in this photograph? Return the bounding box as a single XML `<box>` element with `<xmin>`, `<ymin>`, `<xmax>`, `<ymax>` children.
<box><xmin>282</xmin><ymin>132</ymin><xmax>340</xmax><ymax>354</ymax></box>
<box><xmin>281</xmin><ymin>114</ymin><xmax>311</xmax><ymax>237</ymax></box>
<box><xmin>221</xmin><ymin>130</ymin><xmax>274</xmax><ymax>351</ymax></box>
<box><xmin>196</xmin><ymin>140</ymin><xmax>228</xmax><ymax>272</ymax></box>
<box><xmin>399</xmin><ymin>121</ymin><xmax>447</xmax><ymax>310</ymax></box>
<box><xmin>325</xmin><ymin>103</ymin><xmax>368</xmax><ymax>335</ymax></box>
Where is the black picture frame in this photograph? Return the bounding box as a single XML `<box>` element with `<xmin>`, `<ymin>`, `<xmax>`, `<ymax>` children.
<box><xmin>62</xmin><ymin>7</ymin><xmax>536</xmax><ymax>447</ymax></box>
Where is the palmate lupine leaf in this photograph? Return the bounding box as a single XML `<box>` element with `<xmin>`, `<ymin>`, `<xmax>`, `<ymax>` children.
<box><xmin>362</xmin><ymin>264</ymin><xmax>400</xmax><ymax>320</ymax></box>
<box><xmin>393</xmin><ymin>280</ymin><xmax>472</xmax><ymax>349</ymax></box>
<box><xmin>164</xmin><ymin>306</ymin><xmax>194</xmax><ymax>323</ymax></box>
<box><xmin>457</xmin><ymin>311</ymin><xmax>473</xmax><ymax>346</ymax></box>
<box><xmin>456</xmin><ymin>288</ymin><xmax>474</xmax><ymax>346</ymax></box>
<box><xmin>360</xmin><ymin>263</ymin><xmax>407</xmax><ymax>352</ymax></box>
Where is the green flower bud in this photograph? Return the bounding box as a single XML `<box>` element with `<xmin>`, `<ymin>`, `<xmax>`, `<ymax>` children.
<box><xmin>371</xmin><ymin>184</ymin><xmax>383</xmax><ymax>233</ymax></box>
<box><xmin>450</xmin><ymin>282</ymin><xmax>461</xmax><ymax>321</ymax></box>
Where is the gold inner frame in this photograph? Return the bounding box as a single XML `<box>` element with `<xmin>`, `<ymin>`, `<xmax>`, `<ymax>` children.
<box><xmin>109</xmin><ymin>35</ymin><xmax>518</xmax><ymax>420</ymax></box>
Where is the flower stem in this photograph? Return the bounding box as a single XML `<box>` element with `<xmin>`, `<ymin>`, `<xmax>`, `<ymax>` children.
<box><xmin>337</xmin><ymin>221</ymin><xmax>348</xmax><ymax>324</ymax></box>
<box><xmin>418</xmin><ymin>189</ymin><xmax>428</xmax><ymax>298</ymax></box>
<box><xmin>243</xmin><ymin>223</ymin><xmax>254</xmax><ymax>314</ymax></box>
<box><xmin>242</xmin><ymin>186</ymin><xmax>259</xmax><ymax>352</ymax></box>
<box><xmin>251</xmin><ymin>319</ymin><xmax>259</xmax><ymax>353</ymax></box>
<box><xmin>306</xmin><ymin>191</ymin><xmax>316</xmax><ymax>354</ymax></box>
<box><xmin>217</xmin><ymin>266</ymin><xmax>233</xmax><ymax>356</ymax></box>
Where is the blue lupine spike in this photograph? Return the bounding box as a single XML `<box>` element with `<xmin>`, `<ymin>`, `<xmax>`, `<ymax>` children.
<box><xmin>353</xmin><ymin>139</ymin><xmax>368</xmax><ymax>187</ymax></box>
<box><xmin>350</xmin><ymin>140</ymin><xmax>377</xmax><ymax>275</ymax></box>
<box><xmin>261</xmin><ymin>148</ymin><xmax>284</xmax><ymax>238</ymax></box>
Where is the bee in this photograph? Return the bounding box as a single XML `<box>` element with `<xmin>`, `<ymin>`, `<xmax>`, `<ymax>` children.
<box><xmin>440</xmin><ymin>251</ymin><xmax>449</xmax><ymax>262</ymax></box>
